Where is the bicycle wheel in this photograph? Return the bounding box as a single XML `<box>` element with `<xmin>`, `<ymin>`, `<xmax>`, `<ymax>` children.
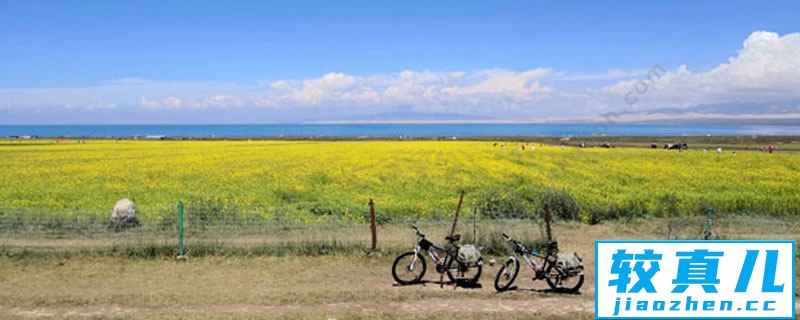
<box><xmin>494</xmin><ymin>259</ymin><xmax>519</xmax><ymax>292</ymax></box>
<box><xmin>494</xmin><ymin>258</ymin><xmax>519</xmax><ymax>292</ymax></box>
<box><xmin>445</xmin><ymin>256</ymin><xmax>482</xmax><ymax>284</ymax></box>
<box><xmin>544</xmin><ymin>265</ymin><xmax>584</xmax><ymax>293</ymax></box>
<box><xmin>392</xmin><ymin>251</ymin><xmax>427</xmax><ymax>285</ymax></box>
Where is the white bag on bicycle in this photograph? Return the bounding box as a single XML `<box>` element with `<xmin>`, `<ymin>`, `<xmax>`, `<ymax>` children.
<box><xmin>556</xmin><ymin>252</ymin><xmax>584</xmax><ymax>276</ymax></box>
<box><xmin>457</xmin><ymin>244</ymin><xmax>483</xmax><ymax>267</ymax></box>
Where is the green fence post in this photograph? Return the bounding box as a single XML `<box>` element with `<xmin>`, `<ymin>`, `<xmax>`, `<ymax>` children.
<box><xmin>178</xmin><ymin>201</ymin><xmax>185</xmax><ymax>257</ymax></box>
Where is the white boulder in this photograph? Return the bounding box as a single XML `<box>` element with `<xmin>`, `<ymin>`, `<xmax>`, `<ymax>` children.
<box><xmin>110</xmin><ymin>198</ymin><xmax>139</xmax><ymax>229</ymax></box>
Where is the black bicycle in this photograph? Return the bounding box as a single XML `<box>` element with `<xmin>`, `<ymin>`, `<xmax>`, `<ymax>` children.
<box><xmin>494</xmin><ymin>233</ymin><xmax>584</xmax><ymax>293</ymax></box>
<box><xmin>392</xmin><ymin>226</ymin><xmax>482</xmax><ymax>286</ymax></box>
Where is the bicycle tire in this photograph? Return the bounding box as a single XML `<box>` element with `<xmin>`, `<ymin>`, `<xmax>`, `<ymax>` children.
<box><xmin>545</xmin><ymin>264</ymin><xmax>584</xmax><ymax>293</ymax></box>
<box><xmin>494</xmin><ymin>258</ymin><xmax>519</xmax><ymax>292</ymax></box>
<box><xmin>445</xmin><ymin>256</ymin><xmax>482</xmax><ymax>284</ymax></box>
<box><xmin>391</xmin><ymin>251</ymin><xmax>427</xmax><ymax>285</ymax></box>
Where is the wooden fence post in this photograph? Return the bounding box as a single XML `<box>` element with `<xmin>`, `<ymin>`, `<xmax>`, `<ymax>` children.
<box><xmin>369</xmin><ymin>198</ymin><xmax>376</xmax><ymax>251</ymax></box>
<box><xmin>704</xmin><ymin>207</ymin><xmax>713</xmax><ymax>240</ymax></box>
<box><xmin>472</xmin><ymin>206</ymin><xmax>477</xmax><ymax>242</ymax></box>
<box><xmin>449</xmin><ymin>191</ymin><xmax>465</xmax><ymax>238</ymax></box>
<box><xmin>544</xmin><ymin>203</ymin><xmax>553</xmax><ymax>241</ymax></box>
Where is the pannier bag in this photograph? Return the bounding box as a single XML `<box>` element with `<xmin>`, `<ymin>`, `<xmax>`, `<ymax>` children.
<box><xmin>556</xmin><ymin>252</ymin><xmax>584</xmax><ymax>277</ymax></box>
<box><xmin>457</xmin><ymin>244</ymin><xmax>483</xmax><ymax>267</ymax></box>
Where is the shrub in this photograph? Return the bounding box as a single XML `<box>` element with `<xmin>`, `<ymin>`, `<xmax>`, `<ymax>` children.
<box><xmin>540</xmin><ymin>188</ymin><xmax>581</xmax><ymax>221</ymax></box>
<box><xmin>587</xmin><ymin>205</ymin><xmax>608</xmax><ymax>225</ymax></box>
<box><xmin>587</xmin><ymin>199</ymin><xmax>649</xmax><ymax>225</ymax></box>
<box><xmin>185</xmin><ymin>197</ymin><xmax>237</xmax><ymax>226</ymax></box>
<box><xmin>658</xmin><ymin>193</ymin><xmax>681</xmax><ymax>217</ymax></box>
<box><xmin>473</xmin><ymin>189</ymin><xmax>533</xmax><ymax>219</ymax></box>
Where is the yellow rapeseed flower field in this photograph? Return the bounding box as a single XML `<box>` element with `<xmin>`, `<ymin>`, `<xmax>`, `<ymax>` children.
<box><xmin>0</xmin><ymin>139</ymin><xmax>797</xmax><ymax>221</ymax></box>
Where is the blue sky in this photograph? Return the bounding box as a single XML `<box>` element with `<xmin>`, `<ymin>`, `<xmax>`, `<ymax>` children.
<box><xmin>1</xmin><ymin>0</ymin><xmax>799</xmax><ymax>123</ymax></box>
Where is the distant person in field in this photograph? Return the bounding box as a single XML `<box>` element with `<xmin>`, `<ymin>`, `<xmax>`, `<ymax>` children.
<box><xmin>717</xmin><ymin>147</ymin><xmax>723</xmax><ymax>154</ymax></box>
<box><xmin>768</xmin><ymin>144</ymin><xmax>775</xmax><ymax>153</ymax></box>
<box><xmin>521</xmin><ymin>143</ymin><xmax>526</xmax><ymax>151</ymax></box>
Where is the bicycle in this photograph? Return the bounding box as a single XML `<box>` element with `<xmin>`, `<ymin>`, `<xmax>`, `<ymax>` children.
<box><xmin>494</xmin><ymin>233</ymin><xmax>584</xmax><ymax>293</ymax></box>
<box><xmin>391</xmin><ymin>226</ymin><xmax>482</xmax><ymax>286</ymax></box>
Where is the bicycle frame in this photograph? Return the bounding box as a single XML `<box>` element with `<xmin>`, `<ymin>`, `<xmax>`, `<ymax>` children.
<box><xmin>496</xmin><ymin>234</ymin><xmax>583</xmax><ymax>293</ymax></box>
<box><xmin>408</xmin><ymin>227</ymin><xmax>449</xmax><ymax>271</ymax></box>
<box><xmin>411</xmin><ymin>243</ymin><xmax>445</xmax><ymax>268</ymax></box>
<box><xmin>395</xmin><ymin>226</ymin><xmax>483</xmax><ymax>288</ymax></box>
<box><xmin>510</xmin><ymin>251</ymin><xmax>551</xmax><ymax>278</ymax></box>
<box><xmin>501</xmin><ymin>234</ymin><xmax>555</xmax><ymax>280</ymax></box>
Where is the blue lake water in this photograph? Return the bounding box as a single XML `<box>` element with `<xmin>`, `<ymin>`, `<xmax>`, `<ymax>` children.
<box><xmin>1</xmin><ymin>124</ymin><xmax>800</xmax><ymax>138</ymax></box>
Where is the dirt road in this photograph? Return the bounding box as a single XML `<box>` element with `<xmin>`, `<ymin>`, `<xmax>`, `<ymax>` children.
<box><xmin>0</xmin><ymin>255</ymin><xmax>595</xmax><ymax>319</ymax></box>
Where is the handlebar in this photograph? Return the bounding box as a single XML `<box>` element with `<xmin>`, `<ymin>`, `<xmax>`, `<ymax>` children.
<box><xmin>501</xmin><ymin>233</ymin><xmax>553</xmax><ymax>258</ymax></box>
<box><xmin>501</xmin><ymin>233</ymin><xmax>531</xmax><ymax>254</ymax></box>
<box><xmin>411</xmin><ymin>226</ymin><xmax>425</xmax><ymax>238</ymax></box>
<box><xmin>502</xmin><ymin>233</ymin><xmax>518</xmax><ymax>244</ymax></box>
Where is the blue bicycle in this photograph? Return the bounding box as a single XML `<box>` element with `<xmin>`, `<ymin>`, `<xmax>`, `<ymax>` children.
<box><xmin>494</xmin><ymin>233</ymin><xmax>584</xmax><ymax>293</ymax></box>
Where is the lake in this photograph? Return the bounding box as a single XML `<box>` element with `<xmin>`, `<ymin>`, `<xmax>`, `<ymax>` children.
<box><xmin>2</xmin><ymin>123</ymin><xmax>800</xmax><ymax>138</ymax></box>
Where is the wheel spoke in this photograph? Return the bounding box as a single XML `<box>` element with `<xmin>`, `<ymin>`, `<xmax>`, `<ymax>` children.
<box><xmin>494</xmin><ymin>259</ymin><xmax>517</xmax><ymax>291</ymax></box>
<box><xmin>392</xmin><ymin>252</ymin><xmax>426</xmax><ymax>285</ymax></box>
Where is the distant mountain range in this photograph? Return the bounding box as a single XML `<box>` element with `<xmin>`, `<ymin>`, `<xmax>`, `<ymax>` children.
<box><xmin>311</xmin><ymin>111</ymin><xmax>489</xmax><ymax>123</ymax></box>
<box><xmin>316</xmin><ymin>100</ymin><xmax>800</xmax><ymax>124</ymax></box>
<box><xmin>599</xmin><ymin>100</ymin><xmax>800</xmax><ymax>125</ymax></box>
<box><xmin>632</xmin><ymin>99</ymin><xmax>800</xmax><ymax>115</ymax></box>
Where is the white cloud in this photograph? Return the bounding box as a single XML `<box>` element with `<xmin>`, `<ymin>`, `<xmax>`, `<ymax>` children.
<box><xmin>602</xmin><ymin>31</ymin><xmax>800</xmax><ymax>110</ymax></box>
<box><xmin>554</xmin><ymin>69</ymin><xmax>646</xmax><ymax>81</ymax></box>
<box><xmin>441</xmin><ymin>69</ymin><xmax>551</xmax><ymax>95</ymax></box>
<box><xmin>1</xmin><ymin>31</ymin><xmax>799</xmax><ymax>120</ymax></box>
<box><xmin>140</xmin><ymin>97</ymin><xmax>160</xmax><ymax>109</ymax></box>
<box><xmin>164</xmin><ymin>97</ymin><xmax>182</xmax><ymax>108</ymax></box>
<box><xmin>202</xmin><ymin>95</ymin><xmax>240</xmax><ymax>108</ymax></box>
<box><xmin>261</xmin><ymin>69</ymin><xmax>552</xmax><ymax>113</ymax></box>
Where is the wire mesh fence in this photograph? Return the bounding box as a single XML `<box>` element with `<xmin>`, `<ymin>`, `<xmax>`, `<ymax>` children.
<box><xmin>0</xmin><ymin>200</ymin><xmax>545</xmax><ymax>258</ymax></box>
<box><xmin>1</xmin><ymin>203</ymin><xmax>798</xmax><ymax>259</ymax></box>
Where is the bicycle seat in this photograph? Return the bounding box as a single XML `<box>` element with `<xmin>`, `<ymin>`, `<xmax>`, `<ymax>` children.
<box><xmin>445</xmin><ymin>234</ymin><xmax>461</xmax><ymax>242</ymax></box>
